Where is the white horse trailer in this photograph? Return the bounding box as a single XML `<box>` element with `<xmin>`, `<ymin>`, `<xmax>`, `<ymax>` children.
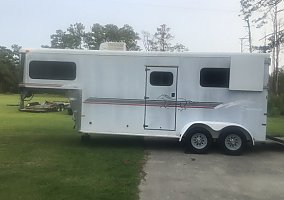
<box><xmin>19</xmin><ymin>48</ymin><xmax>271</xmax><ymax>155</ymax></box>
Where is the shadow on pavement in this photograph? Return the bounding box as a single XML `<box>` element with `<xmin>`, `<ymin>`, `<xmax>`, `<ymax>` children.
<box><xmin>142</xmin><ymin>137</ymin><xmax>284</xmax><ymax>155</ymax></box>
<box><xmin>252</xmin><ymin>142</ymin><xmax>284</xmax><ymax>153</ymax></box>
<box><xmin>66</xmin><ymin>134</ymin><xmax>284</xmax><ymax>154</ymax></box>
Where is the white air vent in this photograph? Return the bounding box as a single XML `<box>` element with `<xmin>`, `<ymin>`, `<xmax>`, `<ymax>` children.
<box><xmin>99</xmin><ymin>42</ymin><xmax>126</xmax><ymax>51</ymax></box>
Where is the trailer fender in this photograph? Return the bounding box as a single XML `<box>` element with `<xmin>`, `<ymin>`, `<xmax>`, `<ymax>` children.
<box><xmin>179</xmin><ymin>121</ymin><xmax>254</xmax><ymax>145</ymax></box>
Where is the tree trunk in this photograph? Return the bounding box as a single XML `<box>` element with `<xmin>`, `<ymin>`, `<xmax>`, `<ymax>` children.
<box><xmin>274</xmin><ymin>5</ymin><xmax>279</xmax><ymax>96</ymax></box>
<box><xmin>246</xmin><ymin>19</ymin><xmax>252</xmax><ymax>53</ymax></box>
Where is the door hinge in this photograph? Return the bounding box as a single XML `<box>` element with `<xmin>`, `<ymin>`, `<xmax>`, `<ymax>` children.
<box><xmin>144</xmin><ymin>96</ymin><xmax>149</xmax><ymax>99</ymax></box>
<box><xmin>145</xmin><ymin>68</ymin><xmax>150</xmax><ymax>71</ymax></box>
<box><xmin>143</xmin><ymin>124</ymin><xmax>148</xmax><ymax>128</ymax></box>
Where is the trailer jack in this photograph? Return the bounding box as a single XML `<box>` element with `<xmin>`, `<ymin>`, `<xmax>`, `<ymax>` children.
<box><xmin>19</xmin><ymin>88</ymin><xmax>33</xmax><ymax>110</ymax></box>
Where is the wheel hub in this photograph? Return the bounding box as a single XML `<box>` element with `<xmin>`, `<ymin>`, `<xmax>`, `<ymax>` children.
<box><xmin>191</xmin><ymin>133</ymin><xmax>208</xmax><ymax>149</ymax></box>
<box><xmin>225</xmin><ymin>134</ymin><xmax>242</xmax><ymax>150</ymax></box>
<box><xmin>229</xmin><ymin>138</ymin><xmax>236</xmax><ymax>145</ymax></box>
<box><xmin>196</xmin><ymin>136</ymin><xmax>202</xmax><ymax>143</ymax></box>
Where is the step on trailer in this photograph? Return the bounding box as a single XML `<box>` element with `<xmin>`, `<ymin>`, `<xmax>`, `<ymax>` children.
<box><xmin>19</xmin><ymin>47</ymin><xmax>272</xmax><ymax>155</ymax></box>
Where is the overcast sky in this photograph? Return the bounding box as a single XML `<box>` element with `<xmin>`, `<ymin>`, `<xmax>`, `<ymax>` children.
<box><xmin>0</xmin><ymin>0</ymin><xmax>269</xmax><ymax>52</ymax></box>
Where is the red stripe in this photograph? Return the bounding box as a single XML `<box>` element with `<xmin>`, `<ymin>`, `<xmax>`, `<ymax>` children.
<box><xmin>83</xmin><ymin>101</ymin><xmax>215</xmax><ymax>109</ymax></box>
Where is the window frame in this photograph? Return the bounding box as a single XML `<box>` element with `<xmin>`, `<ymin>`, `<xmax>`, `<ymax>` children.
<box><xmin>150</xmin><ymin>71</ymin><xmax>174</xmax><ymax>86</ymax></box>
<box><xmin>29</xmin><ymin>60</ymin><xmax>76</xmax><ymax>80</ymax></box>
<box><xmin>200</xmin><ymin>67</ymin><xmax>230</xmax><ymax>88</ymax></box>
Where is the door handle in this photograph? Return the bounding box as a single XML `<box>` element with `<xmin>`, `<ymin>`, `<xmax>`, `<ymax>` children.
<box><xmin>171</xmin><ymin>93</ymin><xmax>175</xmax><ymax>97</ymax></box>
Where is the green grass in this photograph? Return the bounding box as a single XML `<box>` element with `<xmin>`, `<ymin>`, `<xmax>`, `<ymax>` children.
<box><xmin>1</xmin><ymin>93</ymin><xmax>283</xmax><ymax>200</ymax></box>
<box><xmin>267</xmin><ymin>116</ymin><xmax>284</xmax><ymax>137</ymax></box>
<box><xmin>0</xmin><ymin>94</ymin><xmax>144</xmax><ymax>200</ymax></box>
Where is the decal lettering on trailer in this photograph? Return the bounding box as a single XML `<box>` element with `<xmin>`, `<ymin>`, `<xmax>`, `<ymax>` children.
<box><xmin>83</xmin><ymin>97</ymin><xmax>222</xmax><ymax>109</ymax></box>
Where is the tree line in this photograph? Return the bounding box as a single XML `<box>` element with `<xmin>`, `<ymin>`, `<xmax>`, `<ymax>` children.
<box><xmin>42</xmin><ymin>23</ymin><xmax>188</xmax><ymax>52</ymax></box>
<box><xmin>42</xmin><ymin>23</ymin><xmax>141</xmax><ymax>51</ymax></box>
<box><xmin>0</xmin><ymin>23</ymin><xmax>188</xmax><ymax>93</ymax></box>
<box><xmin>0</xmin><ymin>45</ymin><xmax>21</xmax><ymax>93</ymax></box>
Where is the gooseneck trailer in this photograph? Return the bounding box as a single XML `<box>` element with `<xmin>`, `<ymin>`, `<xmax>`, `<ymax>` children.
<box><xmin>19</xmin><ymin>47</ymin><xmax>272</xmax><ymax>155</ymax></box>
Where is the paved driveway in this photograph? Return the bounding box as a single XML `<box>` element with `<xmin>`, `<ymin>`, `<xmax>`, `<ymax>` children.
<box><xmin>139</xmin><ymin>138</ymin><xmax>284</xmax><ymax>200</ymax></box>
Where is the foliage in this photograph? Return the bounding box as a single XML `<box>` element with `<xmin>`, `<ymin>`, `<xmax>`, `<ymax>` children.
<box><xmin>267</xmin><ymin>116</ymin><xmax>284</xmax><ymax>137</ymax></box>
<box><xmin>0</xmin><ymin>94</ymin><xmax>144</xmax><ymax>200</ymax></box>
<box><xmin>44</xmin><ymin>23</ymin><xmax>140</xmax><ymax>51</ymax></box>
<box><xmin>240</xmin><ymin>0</ymin><xmax>283</xmax><ymax>25</ymax></box>
<box><xmin>142</xmin><ymin>24</ymin><xmax>188</xmax><ymax>52</ymax></box>
<box><xmin>268</xmin><ymin>69</ymin><xmax>284</xmax><ymax>116</ymax></box>
<box><xmin>84</xmin><ymin>23</ymin><xmax>107</xmax><ymax>50</ymax></box>
<box><xmin>44</xmin><ymin>23</ymin><xmax>85</xmax><ymax>49</ymax></box>
<box><xmin>0</xmin><ymin>45</ymin><xmax>21</xmax><ymax>93</ymax></box>
<box><xmin>267</xmin><ymin>95</ymin><xmax>284</xmax><ymax>116</ymax></box>
<box><xmin>154</xmin><ymin>24</ymin><xmax>173</xmax><ymax>51</ymax></box>
<box><xmin>240</xmin><ymin>0</ymin><xmax>284</xmax><ymax>50</ymax></box>
<box><xmin>170</xmin><ymin>43</ymin><xmax>189</xmax><ymax>52</ymax></box>
<box><xmin>84</xmin><ymin>24</ymin><xmax>140</xmax><ymax>51</ymax></box>
<box><xmin>118</xmin><ymin>24</ymin><xmax>140</xmax><ymax>51</ymax></box>
<box><xmin>273</xmin><ymin>68</ymin><xmax>284</xmax><ymax>95</ymax></box>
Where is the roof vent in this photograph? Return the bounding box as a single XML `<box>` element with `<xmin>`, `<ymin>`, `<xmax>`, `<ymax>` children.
<box><xmin>99</xmin><ymin>42</ymin><xmax>126</xmax><ymax>51</ymax></box>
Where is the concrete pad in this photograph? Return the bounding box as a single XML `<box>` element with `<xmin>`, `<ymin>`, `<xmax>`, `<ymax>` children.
<box><xmin>139</xmin><ymin>138</ymin><xmax>284</xmax><ymax>200</ymax></box>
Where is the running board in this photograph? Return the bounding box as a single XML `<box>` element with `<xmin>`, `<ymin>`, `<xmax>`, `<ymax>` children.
<box><xmin>266</xmin><ymin>135</ymin><xmax>284</xmax><ymax>145</ymax></box>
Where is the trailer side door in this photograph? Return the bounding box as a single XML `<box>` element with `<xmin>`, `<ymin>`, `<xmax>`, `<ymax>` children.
<box><xmin>144</xmin><ymin>66</ymin><xmax>178</xmax><ymax>131</ymax></box>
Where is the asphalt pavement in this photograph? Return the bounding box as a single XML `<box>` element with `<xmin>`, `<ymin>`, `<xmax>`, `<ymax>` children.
<box><xmin>139</xmin><ymin>138</ymin><xmax>284</xmax><ymax>200</ymax></box>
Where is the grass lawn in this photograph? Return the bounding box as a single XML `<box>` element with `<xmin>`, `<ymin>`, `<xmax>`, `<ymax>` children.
<box><xmin>1</xmin><ymin>93</ymin><xmax>283</xmax><ymax>199</ymax></box>
<box><xmin>267</xmin><ymin>116</ymin><xmax>284</xmax><ymax>137</ymax></box>
<box><xmin>0</xmin><ymin>94</ymin><xmax>144</xmax><ymax>200</ymax></box>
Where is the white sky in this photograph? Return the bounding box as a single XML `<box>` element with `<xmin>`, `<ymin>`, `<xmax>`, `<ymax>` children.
<box><xmin>0</xmin><ymin>0</ymin><xmax>280</xmax><ymax>54</ymax></box>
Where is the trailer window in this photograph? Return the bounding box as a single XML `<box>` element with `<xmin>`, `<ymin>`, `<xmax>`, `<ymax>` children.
<box><xmin>29</xmin><ymin>61</ymin><xmax>76</xmax><ymax>80</ymax></box>
<box><xmin>150</xmin><ymin>71</ymin><xmax>173</xmax><ymax>86</ymax></box>
<box><xmin>200</xmin><ymin>68</ymin><xmax>230</xmax><ymax>88</ymax></box>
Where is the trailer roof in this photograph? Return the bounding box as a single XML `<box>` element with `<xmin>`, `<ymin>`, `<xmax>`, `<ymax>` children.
<box><xmin>21</xmin><ymin>48</ymin><xmax>270</xmax><ymax>58</ymax></box>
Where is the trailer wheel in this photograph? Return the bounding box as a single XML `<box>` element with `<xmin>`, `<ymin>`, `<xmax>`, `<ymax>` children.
<box><xmin>186</xmin><ymin>129</ymin><xmax>212</xmax><ymax>154</ymax></box>
<box><xmin>219</xmin><ymin>132</ymin><xmax>246</xmax><ymax>155</ymax></box>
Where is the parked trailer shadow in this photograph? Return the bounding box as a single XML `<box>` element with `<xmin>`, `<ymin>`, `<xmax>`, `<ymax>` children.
<box><xmin>81</xmin><ymin>135</ymin><xmax>145</xmax><ymax>149</ymax></box>
<box><xmin>251</xmin><ymin>142</ymin><xmax>284</xmax><ymax>153</ymax></box>
<box><xmin>22</xmin><ymin>133</ymin><xmax>284</xmax><ymax>154</ymax></box>
<box><xmin>142</xmin><ymin>137</ymin><xmax>284</xmax><ymax>155</ymax></box>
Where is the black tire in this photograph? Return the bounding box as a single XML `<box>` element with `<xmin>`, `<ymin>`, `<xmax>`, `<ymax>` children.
<box><xmin>185</xmin><ymin>128</ymin><xmax>212</xmax><ymax>154</ymax></box>
<box><xmin>219</xmin><ymin>132</ymin><xmax>246</xmax><ymax>156</ymax></box>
